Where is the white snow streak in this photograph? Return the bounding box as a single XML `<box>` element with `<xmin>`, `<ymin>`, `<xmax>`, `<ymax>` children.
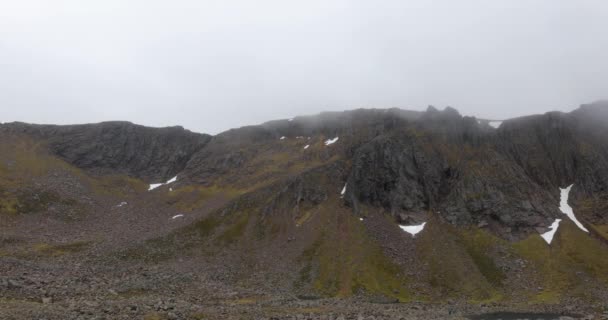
<box><xmin>541</xmin><ymin>219</ymin><xmax>562</xmax><ymax>244</ymax></box>
<box><xmin>340</xmin><ymin>184</ymin><xmax>347</xmax><ymax>197</ymax></box>
<box><xmin>116</xmin><ymin>201</ymin><xmax>127</xmax><ymax>207</ymax></box>
<box><xmin>559</xmin><ymin>184</ymin><xmax>588</xmax><ymax>232</ymax></box>
<box><xmin>324</xmin><ymin>137</ymin><xmax>339</xmax><ymax>146</ymax></box>
<box><xmin>172</xmin><ymin>214</ymin><xmax>184</xmax><ymax>219</ymax></box>
<box><xmin>399</xmin><ymin>222</ymin><xmax>427</xmax><ymax>237</ymax></box>
<box><xmin>488</xmin><ymin>121</ymin><xmax>502</xmax><ymax>129</ymax></box>
<box><xmin>303</xmin><ymin>145</ymin><xmax>310</xmax><ymax>150</ymax></box>
<box><xmin>148</xmin><ymin>175</ymin><xmax>178</xmax><ymax>191</ymax></box>
<box><xmin>148</xmin><ymin>183</ymin><xmax>163</xmax><ymax>191</ymax></box>
<box><xmin>280</xmin><ymin>136</ymin><xmax>286</xmax><ymax>140</ymax></box>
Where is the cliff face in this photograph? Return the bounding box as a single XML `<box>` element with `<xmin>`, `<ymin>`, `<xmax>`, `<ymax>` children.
<box><xmin>0</xmin><ymin>121</ymin><xmax>211</xmax><ymax>182</ymax></box>
<box><xmin>3</xmin><ymin>104</ymin><xmax>607</xmax><ymax>230</ymax></box>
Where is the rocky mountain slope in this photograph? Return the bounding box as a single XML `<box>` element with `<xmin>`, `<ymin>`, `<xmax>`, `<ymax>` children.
<box><xmin>1</xmin><ymin>102</ymin><xmax>608</xmax><ymax>319</ymax></box>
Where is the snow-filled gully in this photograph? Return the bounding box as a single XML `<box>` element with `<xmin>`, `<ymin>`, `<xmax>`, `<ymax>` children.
<box><xmin>540</xmin><ymin>184</ymin><xmax>588</xmax><ymax>244</ymax></box>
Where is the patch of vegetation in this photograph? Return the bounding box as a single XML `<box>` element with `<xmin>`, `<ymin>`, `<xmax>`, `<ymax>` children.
<box><xmin>416</xmin><ymin>216</ymin><xmax>500</xmax><ymax>302</ymax></box>
<box><xmin>117</xmin><ymin>232</ymin><xmax>184</xmax><ymax>262</ymax></box>
<box><xmin>26</xmin><ymin>241</ymin><xmax>92</xmax><ymax>257</ymax></box>
<box><xmin>512</xmin><ymin>221</ymin><xmax>608</xmax><ymax>304</ymax></box>
<box><xmin>295</xmin><ymin>206</ymin><xmax>412</xmax><ymax>301</ymax></box>
<box><xmin>0</xmin><ymin>139</ymin><xmax>70</xmax><ymax>178</ymax></box>
<box><xmin>294</xmin><ymin>237</ymin><xmax>322</xmax><ymax>290</ymax></box>
<box><xmin>577</xmin><ymin>193</ymin><xmax>608</xmax><ymax>223</ymax></box>
<box><xmin>217</xmin><ymin>212</ymin><xmax>250</xmax><ymax>245</ymax></box>
<box><xmin>166</xmin><ymin>185</ymin><xmax>240</xmax><ymax>211</ymax></box>
<box><xmin>90</xmin><ymin>174</ymin><xmax>147</xmax><ymax>196</ymax></box>
<box><xmin>261</xmin><ymin>306</ymin><xmax>328</xmax><ymax>316</ymax></box>
<box><xmin>294</xmin><ymin>209</ymin><xmax>314</xmax><ymax>227</ymax></box>
<box><xmin>0</xmin><ymin>136</ymin><xmax>146</xmax><ymax>207</ymax></box>
<box><xmin>143</xmin><ymin>312</ymin><xmax>167</xmax><ymax>320</ymax></box>
<box><xmin>0</xmin><ymin>193</ymin><xmax>19</xmax><ymax>215</ymax></box>
<box><xmin>459</xmin><ymin>228</ymin><xmax>506</xmax><ymax>287</ymax></box>
<box><xmin>118</xmin><ymin>211</ymin><xmax>231</xmax><ymax>262</ymax></box>
<box><xmin>0</xmin><ymin>188</ymin><xmax>77</xmax><ymax>216</ymax></box>
<box><xmin>189</xmin><ymin>313</ymin><xmax>208</xmax><ymax>320</ymax></box>
<box><xmin>590</xmin><ymin>225</ymin><xmax>608</xmax><ymax>241</ymax></box>
<box><xmin>192</xmin><ymin>215</ymin><xmax>220</xmax><ymax>236</ymax></box>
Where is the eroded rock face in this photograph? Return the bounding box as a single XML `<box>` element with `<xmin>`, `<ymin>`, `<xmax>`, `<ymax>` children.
<box><xmin>346</xmin><ymin>131</ymin><xmax>447</xmax><ymax>215</ymax></box>
<box><xmin>494</xmin><ymin>104</ymin><xmax>608</xmax><ymax>223</ymax></box>
<box><xmin>343</xmin><ymin>103</ymin><xmax>608</xmax><ymax>236</ymax></box>
<box><xmin>0</xmin><ymin>121</ymin><xmax>211</xmax><ymax>182</ymax></box>
<box><xmin>2</xmin><ymin>102</ymin><xmax>607</xmax><ymax>231</ymax></box>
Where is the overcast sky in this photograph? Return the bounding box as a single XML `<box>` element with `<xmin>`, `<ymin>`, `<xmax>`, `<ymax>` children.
<box><xmin>1</xmin><ymin>1</ymin><xmax>607</xmax><ymax>134</ymax></box>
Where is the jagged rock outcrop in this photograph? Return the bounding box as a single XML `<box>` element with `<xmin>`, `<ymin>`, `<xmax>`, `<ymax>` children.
<box><xmin>341</xmin><ymin>107</ymin><xmax>563</xmax><ymax>237</ymax></box>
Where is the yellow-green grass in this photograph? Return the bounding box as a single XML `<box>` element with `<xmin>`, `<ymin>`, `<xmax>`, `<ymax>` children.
<box><xmin>512</xmin><ymin>221</ymin><xmax>608</xmax><ymax>304</ymax></box>
<box><xmin>0</xmin><ymin>188</ymin><xmax>75</xmax><ymax>216</ymax></box>
<box><xmin>590</xmin><ymin>225</ymin><xmax>608</xmax><ymax>241</ymax></box>
<box><xmin>208</xmin><ymin>141</ymin><xmax>340</xmax><ymax>193</ymax></box>
<box><xmin>0</xmin><ymin>136</ymin><xmax>147</xmax><ymax>208</ymax></box>
<box><xmin>217</xmin><ymin>211</ymin><xmax>250</xmax><ymax>245</ymax></box>
<box><xmin>297</xmin><ymin>204</ymin><xmax>412</xmax><ymax>301</ymax></box>
<box><xmin>415</xmin><ymin>217</ymin><xmax>501</xmax><ymax>302</ymax></box>
<box><xmin>143</xmin><ymin>312</ymin><xmax>167</xmax><ymax>320</ymax></box>
<box><xmin>32</xmin><ymin>241</ymin><xmax>92</xmax><ymax>257</ymax></box>
<box><xmin>2</xmin><ymin>241</ymin><xmax>93</xmax><ymax>259</ymax></box>
<box><xmin>166</xmin><ymin>185</ymin><xmax>241</xmax><ymax>211</ymax></box>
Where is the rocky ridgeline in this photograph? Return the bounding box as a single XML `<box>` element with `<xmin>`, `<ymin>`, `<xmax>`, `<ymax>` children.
<box><xmin>0</xmin><ymin>121</ymin><xmax>211</xmax><ymax>182</ymax></box>
<box><xmin>2</xmin><ymin>102</ymin><xmax>608</xmax><ymax>236</ymax></box>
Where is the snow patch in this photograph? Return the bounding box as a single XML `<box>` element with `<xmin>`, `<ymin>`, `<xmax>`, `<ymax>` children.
<box><xmin>324</xmin><ymin>137</ymin><xmax>339</xmax><ymax>146</ymax></box>
<box><xmin>172</xmin><ymin>214</ymin><xmax>184</xmax><ymax>220</ymax></box>
<box><xmin>488</xmin><ymin>121</ymin><xmax>502</xmax><ymax>129</ymax></box>
<box><xmin>303</xmin><ymin>145</ymin><xmax>310</xmax><ymax>150</ymax></box>
<box><xmin>399</xmin><ymin>222</ymin><xmax>427</xmax><ymax>237</ymax></box>
<box><xmin>559</xmin><ymin>184</ymin><xmax>588</xmax><ymax>232</ymax></box>
<box><xmin>280</xmin><ymin>136</ymin><xmax>286</xmax><ymax>140</ymax></box>
<box><xmin>148</xmin><ymin>183</ymin><xmax>163</xmax><ymax>191</ymax></box>
<box><xmin>340</xmin><ymin>183</ymin><xmax>347</xmax><ymax>198</ymax></box>
<box><xmin>148</xmin><ymin>175</ymin><xmax>178</xmax><ymax>191</ymax></box>
<box><xmin>541</xmin><ymin>219</ymin><xmax>562</xmax><ymax>244</ymax></box>
<box><xmin>359</xmin><ymin>218</ymin><xmax>364</xmax><ymax>221</ymax></box>
<box><xmin>116</xmin><ymin>201</ymin><xmax>127</xmax><ymax>207</ymax></box>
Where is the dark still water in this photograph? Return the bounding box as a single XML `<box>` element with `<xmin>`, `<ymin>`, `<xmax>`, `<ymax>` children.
<box><xmin>468</xmin><ymin>312</ymin><xmax>573</xmax><ymax>320</ymax></box>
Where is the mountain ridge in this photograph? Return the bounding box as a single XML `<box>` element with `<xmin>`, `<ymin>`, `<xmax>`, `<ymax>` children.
<box><xmin>1</xmin><ymin>102</ymin><xmax>608</xmax><ymax>319</ymax></box>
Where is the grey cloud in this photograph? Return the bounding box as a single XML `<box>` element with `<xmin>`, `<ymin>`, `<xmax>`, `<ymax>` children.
<box><xmin>1</xmin><ymin>0</ymin><xmax>607</xmax><ymax>134</ymax></box>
